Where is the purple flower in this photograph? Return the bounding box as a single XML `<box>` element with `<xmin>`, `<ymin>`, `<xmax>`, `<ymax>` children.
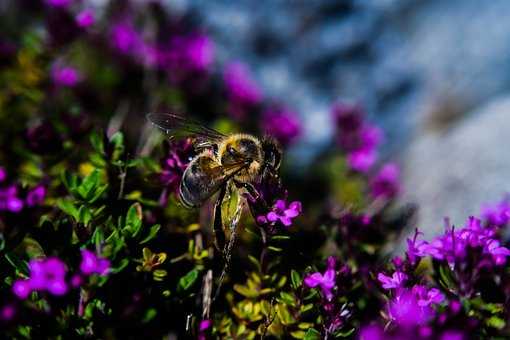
<box><xmin>198</xmin><ymin>319</ymin><xmax>212</xmax><ymax>340</ymax></box>
<box><xmin>12</xmin><ymin>280</ymin><xmax>31</xmax><ymax>299</ymax></box>
<box><xmin>110</xmin><ymin>21</ymin><xmax>142</xmax><ymax>55</ymax></box>
<box><xmin>406</xmin><ymin>229</ymin><xmax>428</xmax><ymax>264</ymax></box>
<box><xmin>304</xmin><ymin>256</ymin><xmax>336</xmax><ymax>301</ymax></box>
<box><xmin>481</xmin><ymin>197</ymin><xmax>510</xmax><ymax>227</ymax></box>
<box><xmin>0</xmin><ymin>166</ymin><xmax>6</xmax><ymax>182</ymax></box>
<box><xmin>412</xmin><ymin>285</ymin><xmax>445</xmax><ymax>307</ymax></box>
<box><xmin>440</xmin><ymin>331</ymin><xmax>465</xmax><ymax>340</ymax></box>
<box><xmin>347</xmin><ymin>149</ymin><xmax>377</xmax><ymax>173</ymax></box>
<box><xmin>258</xmin><ymin>199</ymin><xmax>302</xmax><ymax>227</ymax></box>
<box><xmin>332</xmin><ymin>103</ymin><xmax>383</xmax><ymax>173</ymax></box>
<box><xmin>45</xmin><ymin>0</ymin><xmax>71</xmax><ymax>8</ymax></box>
<box><xmin>359</xmin><ymin>324</ymin><xmax>385</xmax><ymax>340</ymax></box>
<box><xmin>181</xmin><ymin>33</ymin><xmax>214</xmax><ymax>72</ymax></box>
<box><xmin>80</xmin><ymin>249</ymin><xmax>110</xmax><ymax>276</ymax></box>
<box><xmin>388</xmin><ymin>289</ymin><xmax>432</xmax><ymax>327</ymax></box>
<box><xmin>370</xmin><ymin>163</ymin><xmax>401</xmax><ymax>199</ymax></box>
<box><xmin>0</xmin><ymin>186</ymin><xmax>23</xmax><ymax>212</ymax></box>
<box><xmin>51</xmin><ymin>65</ymin><xmax>81</xmax><ymax>87</ymax></box>
<box><xmin>13</xmin><ymin>257</ymin><xmax>68</xmax><ymax>298</ymax></box>
<box><xmin>26</xmin><ymin>185</ymin><xmax>46</xmax><ymax>207</ymax></box>
<box><xmin>261</xmin><ymin>107</ymin><xmax>301</xmax><ymax>146</ymax></box>
<box><xmin>377</xmin><ymin>271</ymin><xmax>407</xmax><ymax>290</ymax></box>
<box><xmin>0</xmin><ymin>304</ymin><xmax>16</xmax><ymax>321</ymax></box>
<box><xmin>224</xmin><ymin>62</ymin><xmax>262</xmax><ymax>119</ymax></box>
<box><xmin>75</xmin><ymin>9</ymin><xmax>95</xmax><ymax>28</ymax></box>
<box><xmin>484</xmin><ymin>239</ymin><xmax>510</xmax><ymax>265</ymax></box>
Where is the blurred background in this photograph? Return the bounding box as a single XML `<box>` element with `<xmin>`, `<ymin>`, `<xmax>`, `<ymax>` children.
<box><xmin>3</xmin><ymin>0</ymin><xmax>510</xmax><ymax>239</ymax></box>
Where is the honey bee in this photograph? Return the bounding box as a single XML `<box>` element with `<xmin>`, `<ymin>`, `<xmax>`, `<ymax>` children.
<box><xmin>147</xmin><ymin>113</ymin><xmax>282</xmax><ymax>249</ymax></box>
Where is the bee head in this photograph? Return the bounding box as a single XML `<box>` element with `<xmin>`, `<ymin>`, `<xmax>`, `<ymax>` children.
<box><xmin>261</xmin><ymin>136</ymin><xmax>282</xmax><ymax>173</ymax></box>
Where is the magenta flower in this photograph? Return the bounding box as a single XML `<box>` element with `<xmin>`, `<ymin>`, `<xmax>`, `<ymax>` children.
<box><xmin>481</xmin><ymin>198</ymin><xmax>510</xmax><ymax>227</ymax></box>
<box><xmin>75</xmin><ymin>9</ymin><xmax>95</xmax><ymax>28</ymax></box>
<box><xmin>304</xmin><ymin>257</ymin><xmax>336</xmax><ymax>301</ymax></box>
<box><xmin>13</xmin><ymin>257</ymin><xmax>68</xmax><ymax>299</ymax></box>
<box><xmin>110</xmin><ymin>21</ymin><xmax>142</xmax><ymax>55</ymax></box>
<box><xmin>377</xmin><ymin>271</ymin><xmax>407</xmax><ymax>290</ymax></box>
<box><xmin>0</xmin><ymin>166</ymin><xmax>6</xmax><ymax>182</ymax></box>
<box><xmin>257</xmin><ymin>199</ymin><xmax>302</xmax><ymax>227</ymax></box>
<box><xmin>406</xmin><ymin>229</ymin><xmax>428</xmax><ymax>264</ymax></box>
<box><xmin>0</xmin><ymin>186</ymin><xmax>23</xmax><ymax>212</ymax></box>
<box><xmin>45</xmin><ymin>0</ymin><xmax>71</xmax><ymax>8</ymax></box>
<box><xmin>484</xmin><ymin>239</ymin><xmax>510</xmax><ymax>265</ymax></box>
<box><xmin>80</xmin><ymin>249</ymin><xmax>110</xmax><ymax>276</ymax></box>
<box><xmin>0</xmin><ymin>304</ymin><xmax>16</xmax><ymax>322</ymax></box>
<box><xmin>26</xmin><ymin>185</ymin><xmax>46</xmax><ymax>207</ymax></box>
<box><xmin>261</xmin><ymin>107</ymin><xmax>301</xmax><ymax>146</ymax></box>
<box><xmin>332</xmin><ymin>103</ymin><xmax>383</xmax><ymax>173</ymax></box>
<box><xmin>412</xmin><ymin>285</ymin><xmax>445</xmax><ymax>307</ymax></box>
<box><xmin>198</xmin><ymin>319</ymin><xmax>212</xmax><ymax>340</ymax></box>
<box><xmin>12</xmin><ymin>280</ymin><xmax>31</xmax><ymax>299</ymax></box>
<box><xmin>51</xmin><ymin>65</ymin><xmax>81</xmax><ymax>87</ymax></box>
<box><xmin>370</xmin><ymin>163</ymin><xmax>401</xmax><ymax>199</ymax></box>
<box><xmin>388</xmin><ymin>289</ymin><xmax>432</xmax><ymax>327</ymax></box>
<box><xmin>182</xmin><ymin>33</ymin><xmax>214</xmax><ymax>72</ymax></box>
<box><xmin>223</xmin><ymin>62</ymin><xmax>262</xmax><ymax>119</ymax></box>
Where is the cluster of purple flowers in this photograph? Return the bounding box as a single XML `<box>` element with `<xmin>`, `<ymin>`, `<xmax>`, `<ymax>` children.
<box><xmin>110</xmin><ymin>17</ymin><xmax>215</xmax><ymax>76</ymax></box>
<box><xmin>12</xmin><ymin>250</ymin><xmax>110</xmax><ymax>300</ymax></box>
<box><xmin>332</xmin><ymin>103</ymin><xmax>382</xmax><ymax>173</ymax></box>
<box><xmin>0</xmin><ymin>167</ymin><xmax>46</xmax><ymax>213</ymax></box>
<box><xmin>256</xmin><ymin>199</ymin><xmax>302</xmax><ymax>229</ymax></box>
<box><xmin>406</xmin><ymin>216</ymin><xmax>510</xmax><ymax>267</ymax></box>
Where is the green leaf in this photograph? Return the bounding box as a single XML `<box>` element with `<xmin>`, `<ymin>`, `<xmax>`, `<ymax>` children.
<box><xmin>267</xmin><ymin>246</ymin><xmax>283</xmax><ymax>252</ymax></box>
<box><xmin>109</xmin><ymin>132</ymin><xmax>125</xmax><ymax>161</ymax></box>
<box><xmin>278</xmin><ymin>292</ymin><xmax>296</xmax><ymax>306</ymax></box>
<box><xmin>247</xmin><ymin>255</ymin><xmax>261</xmax><ymax>271</ymax></box>
<box><xmin>126</xmin><ymin>203</ymin><xmax>143</xmax><ymax>237</ymax></box>
<box><xmin>90</xmin><ymin>132</ymin><xmax>105</xmax><ymax>155</ymax></box>
<box><xmin>57</xmin><ymin>199</ymin><xmax>79</xmax><ymax>220</ymax></box>
<box><xmin>5</xmin><ymin>252</ymin><xmax>29</xmax><ymax>276</ymax></box>
<box><xmin>77</xmin><ymin>169</ymin><xmax>100</xmax><ymax>200</ymax></box>
<box><xmin>234</xmin><ymin>284</ymin><xmax>259</xmax><ymax>298</ymax></box>
<box><xmin>335</xmin><ymin>328</ymin><xmax>356</xmax><ymax>337</ymax></box>
<box><xmin>88</xmin><ymin>184</ymin><xmax>108</xmax><ymax>204</ymax></box>
<box><xmin>140</xmin><ymin>224</ymin><xmax>161</xmax><ymax>244</ymax></box>
<box><xmin>61</xmin><ymin>170</ymin><xmax>78</xmax><ymax>191</ymax></box>
<box><xmin>272</xmin><ymin>235</ymin><xmax>291</xmax><ymax>241</ymax></box>
<box><xmin>303</xmin><ymin>328</ymin><xmax>321</xmax><ymax>340</ymax></box>
<box><xmin>291</xmin><ymin>270</ymin><xmax>302</xmax><ymax>289</ymax></box>
<box><xmin>78</xmin><ymin>205</ymin><xmax>92</xmax><ymax>225</ymax></box>
<box><xmin>487</xmin><ymin>316</ymin><xmax>506</xmax><ymax>330</ymax></box>
<box><xmin>110</xmin><ymin>258</ymin><xmax>129</xmax><ymax>274</ymax></box>
<box><xmin>178</xmin><ymin>269</ymin><xmax>199</xmax><ymax>291</ymax></box>
<box><xmin>142</xmin><ymin>308</ymin><xmax>157</xmax><ymax>323</ymax></box>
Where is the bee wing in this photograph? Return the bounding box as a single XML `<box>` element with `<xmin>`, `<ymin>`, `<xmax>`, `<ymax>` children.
<box><xmin>146</xmin><ymin>112</ymin><xmax>226</xmax><ymax>141</ymax></box>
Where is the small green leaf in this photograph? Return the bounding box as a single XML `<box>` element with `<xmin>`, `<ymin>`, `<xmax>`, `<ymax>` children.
<box><xmin>90</xmin><ymin>132</ymin><xmax>105</xmax><ymax>155</ymax></box>
<box><xmin>88</xmin><ymin>184</ymin><xmax>108</xmax><ymax>204</ymax></box>
<box><xmin>5</xmin><ymin>252</ymin><xmax>29</xmax><ymax>276</ymax></box>
<box><xmin>142</xmin><ymin>308</ymin><xmax>157</xmax><ymax>323</ymax></box>
<box><xmin>110</xmin><ymin>258</ymin><xmax>129</xmax><ymax>274</ymax></box>
<box><xmin>247</xmin><ymin>255</ymin><xmax>261</xmax><ymax>271</ymax></box>
<box><xmin>78</xmin><ymin>205</ymin><xmax>92</xmax><ymax>225</ymax></box>
<box><xmin>267</xmin><ymin>246</ymin><xmax>283</xmax><ymax>252</ymax></box>
<box><xmin>487</xmin><ymin>316</ymin><xmax>505</xmax><ymax>330</ymax></box>
<box><xmin>178</xmin><ymin>269</ymin><xmax>199</xmax><ymax>291</ymax></box>
<box><xmin>77</xmin><ymin>169</ymin><xmax>100</xmax><ymax>200</ymax></box>
<box><xmin>61</xmin><ymin>170</ymin><xmax>78</xmax><ymax>191</ymax></box>
<box><xmin>303</xmin><ymin>328</ymin><xmax>321</xmax><ymax>340</ymax></box>
<box><xmin>140</xmin><ymin>224</ymin><xmax>161</xmax><ymax>244</ymax></box>
<box><xmin>57</xmin><ymin>199</ymin><xmax>79</xmax><ymax>220</ymax></box>
<box><xmin>291</xmin><ymin>270</ymin><xmax>302</xmax><ymax>289</ymax></box>
<box><xmin>126</xmin><ymin>203</ymin><xmax>143</xmax><ymax>237</ymax></box>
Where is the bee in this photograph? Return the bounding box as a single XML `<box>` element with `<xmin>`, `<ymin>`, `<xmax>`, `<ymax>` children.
<box><xmin>147</xmin><ymin>113</ymin><xmax>282</xmax><ymax>249</ymax></box>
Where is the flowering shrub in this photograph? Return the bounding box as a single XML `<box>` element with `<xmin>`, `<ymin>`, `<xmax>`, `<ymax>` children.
<box><xmin>1</xmin><ymin>2</ymin><xmax>510</xmax><ymax>339</ymax></box>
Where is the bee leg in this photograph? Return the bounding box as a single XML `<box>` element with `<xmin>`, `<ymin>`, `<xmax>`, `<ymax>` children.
<box><xmin>213</xmin><ymin>184</ymin><xmax>227</xmax><ymax>253</ymax></box>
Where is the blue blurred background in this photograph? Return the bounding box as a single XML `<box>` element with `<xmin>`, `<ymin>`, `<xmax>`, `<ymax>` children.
<box><xmin>159</xmin><ymin>0</ymin><xmax>510</xmax><ymax>237</ymax></box>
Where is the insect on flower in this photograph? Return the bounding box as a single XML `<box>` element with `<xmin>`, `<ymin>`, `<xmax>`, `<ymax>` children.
<box><xmin>147</xmin><ymin>113</ymin><xmax>283</xmax><ymax>249</ymax></box>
